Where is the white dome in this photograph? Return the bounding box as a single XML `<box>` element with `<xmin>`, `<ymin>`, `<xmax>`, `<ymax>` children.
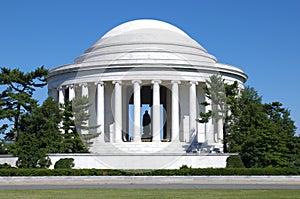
<box><xmin>74</xmin><ymin>19</ymin><xmax>217</xmax><ymax>65</ymax></box>
<box><xmin>102</xmin><ymin>19</ymin><xmax>191</xmax><ymax>39</ymax></box>
<box><xmin>48</xmin><ymin>19</ymin><xmax>247</xmax><ymax>85</ymax></box>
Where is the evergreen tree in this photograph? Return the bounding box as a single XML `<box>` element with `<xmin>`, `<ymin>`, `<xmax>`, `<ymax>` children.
<box><xmin>14</xmin><ymin>96</ymin><xmax>91</xmax><ymax>168</ymax></box>
<box><xmin>227</xmin><ymin>86</ymin><xmax>265</xmax><ymax>152</ymax></box>
<box><xmin>228</xmin><ymin>87</ymin><xmax>298</xmax><ymax>168</ymax></box>
<box><xmin>14</xmin><ymin>97</ymin><xmax>61</xmax><ymax>168</ymax></box>
<box><xmin>294</xmin><ymin>136</ymin><xmax>300</xmax><ymax>167</ymax></box>
<box><xmin>198</xmin><ymin>75</ymin><xmax>239</xmax><ymax>152</ymax></box>
<box><xmin>71</xmin><ymin>96</ymin><xmax>94</xmax><ymax>132</ymax></box>
<box><xmin>0</xmin><ymin>67</ymin><xmax>48</xmax><ymax>141</ymax></box>
<box><xmin>60</xmin><ymin>99</ymin><xmax>88</xmax><ymax>153</ymax></box>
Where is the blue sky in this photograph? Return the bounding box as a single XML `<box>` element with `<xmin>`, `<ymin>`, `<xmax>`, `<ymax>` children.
<box><xmin>1</xmin><ymin>0</ymin><xmax>299</xmax><ymax>135</ymax></box>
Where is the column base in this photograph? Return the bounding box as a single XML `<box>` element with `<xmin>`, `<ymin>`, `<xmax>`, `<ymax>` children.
<box><xmin>152</xmin><ymin>140</ymin><xmax>161</xmax><ymax>143</ymax></box>
<box><xmin>133</xmin><ymin>138</ymin><xmax>142</xmax><ymax>142</ymax></box>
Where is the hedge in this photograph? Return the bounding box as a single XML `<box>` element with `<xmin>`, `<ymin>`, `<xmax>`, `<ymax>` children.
<box><xmin>0</xmin><ymin>168</ymin><xmax>299</xmax><ymax>176</ymax></box>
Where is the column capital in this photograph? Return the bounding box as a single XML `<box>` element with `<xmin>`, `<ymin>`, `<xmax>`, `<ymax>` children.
<box><xmin>171</xmin><ymin>80</ymin><xmax>181</xmax><ymax>85</ymax></box>
<box><xmin>112</xmin><ymin>80</ymin><xmax>122</xmax><ymax>85</ymax></box>
<box><xmin>95</xmin><ymin>81</ymin><xmax>104</xmax><ymax>86</ymax></box>
<box><xmin>132</xmin><ymin>80</ymin><xmax>142</xmax><ymax>84</ymax></box>
<box><xmin>151</xmin><ymin>80</ymin><xmax>162</xmax><ymax>84</ymax></box>
<box><xmin>79</xmin><ymin>82</ymin><xmax>88</xmax><ymax>87</ymax></box>
<box><xmin>66</xmin><ymin>84</ymin><xmax>74</xmax><ymax>89</ymax></box>
<box><xmin>57</xmin><ymin>86</ymin><xmax>64</xmax><ymax>91</ymax></box>
<box><xmin>189</xmin><ymin>81</ymin><xmax>198</xmax><ymax>85</ymax></box>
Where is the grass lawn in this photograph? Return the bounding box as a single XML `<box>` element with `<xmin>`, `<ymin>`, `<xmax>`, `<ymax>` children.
<box><xmin>0</xmin><ymin>189</ymin><xmax>300</xmax><ymax>199</ymax></box>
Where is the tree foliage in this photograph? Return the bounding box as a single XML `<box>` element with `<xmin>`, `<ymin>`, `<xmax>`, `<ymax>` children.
<box><xmin>0</xmin><ymin>66</ymin><xmax>48</xmax><ymax>141</ymax></box>
<box><xmin>71</xmin><ymin>96</ymin><xmax>97</xmax><ymax>132</ymax></box>
<box><xmin>0</xmin><ymin>67</ymin><xmax>96</xmax><ymax>167</ymax></box>
<box><xmin>14</xmin><ymin>97</ymin><xmax>60</xmax><ymax>168</ymax></box>
<box><xmin>198</xmin><ymin>75</ymin><xmax>239</xmax><ymax>151</ymax></box>
<box><xmin>228</xmin><ymin>87</ymin><xmax>298</xmax><ymax>168</ymax></box>
<box><xmin>198</xmin><ymin>75</ymin><xmax>226</xmax><ymax>123</ymax></box>
<box><xmin>199</xmin><ymin>75</ymin><xmax>298</xmax><ymax>168</ymax></box>
<box><xmin>227</xmin><ymin>87</ymin><xmax>265</xmax><ymax>152</ymax></box>
<box><xmin>14</xmin><ymin>96</ymin><xmax>90</xmax><ymax>168</ymax></box>
<box><xmin>59</xmin><ymin>99</ymin><xmax>89</xmax><ymax>153</ymax></box>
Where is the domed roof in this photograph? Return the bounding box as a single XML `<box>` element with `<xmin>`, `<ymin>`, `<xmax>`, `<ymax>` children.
<box><xmin>74</xmin><ymin>19</ymin><xmax>217</xmax><ymax>65</ymax></box>
<box><xmin>101</xmin><ymin>19</ymin><xmax>191</xmax><ymax>39</ymax></box>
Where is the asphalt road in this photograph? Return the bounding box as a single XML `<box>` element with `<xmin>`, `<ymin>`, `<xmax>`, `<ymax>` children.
<box><xmin>1</xmin><ymin>176</ymin><xmax>300</xmax><ymax>190</ymax></box>
<box><xmin>1</xmin><ymin>183</ymin><xmax>300</xmax><ymax>190</ymax></box>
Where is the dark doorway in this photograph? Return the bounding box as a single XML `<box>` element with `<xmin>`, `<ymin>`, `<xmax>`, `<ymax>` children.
<box><xmin>128</xmin><ymin>85</ymin><xmax>169</xmax><ymax>142</ymax></box>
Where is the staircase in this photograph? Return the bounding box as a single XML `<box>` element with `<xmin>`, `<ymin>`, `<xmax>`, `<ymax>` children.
<box><xmin>90</xmin><ymin>141</ymin><xmax>188</xmax><ymax>155</ymax></box>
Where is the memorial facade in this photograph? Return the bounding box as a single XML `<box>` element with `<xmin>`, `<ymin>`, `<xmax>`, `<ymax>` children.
<box><xmin>47</xmin><ymin>19</ymin><xmax>247</xmax><ymax>161</ymax></box>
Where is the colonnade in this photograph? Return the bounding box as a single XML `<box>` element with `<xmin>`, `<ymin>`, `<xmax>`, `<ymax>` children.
<box><xmin>51</xmin><ymin>80</ymin><xmax>205</xmax><ymax>143</ymax></box>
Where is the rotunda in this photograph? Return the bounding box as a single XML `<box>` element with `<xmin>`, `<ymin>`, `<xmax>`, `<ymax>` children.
<box><xmin>47</xmin><ymin>19</ymin><xmax>247</xmax><ymax>160</ymax></box>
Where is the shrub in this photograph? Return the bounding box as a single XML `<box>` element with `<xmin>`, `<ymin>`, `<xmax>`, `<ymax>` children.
<box><xmin>0</xmin><ymin>163</ymin><xmax>12</xmax><ymax>169</ymax></box>
<box><xmin>226</xmin><ymin>155</ymin><xmax>245</xmax><ymax>168</ymax></box>
<box><xmin>54</xmin><ymin>158</ymin><xmax>75</xmax><ymax>169</ymax></box>
<box><xmin>179</xmin><ymin>165</ymin><xmax>191</xmax><ymax>169</ymax></box>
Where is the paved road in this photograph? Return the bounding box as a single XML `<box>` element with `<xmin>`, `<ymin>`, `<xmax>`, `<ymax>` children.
<box><xmin>1</xmin><ymin>183</ymin><xmax>300</xmax><ymax>190</ymax></box>
<box><xmin>1</xmin><ymin>176</ymin><xmax>300</xmax><ymax>190</ymax></box>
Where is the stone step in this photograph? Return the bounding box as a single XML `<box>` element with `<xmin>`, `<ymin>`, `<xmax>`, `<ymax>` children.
<box><xmin>90</xmin><ymin>142</ymin><xmax>188</xmax><ymax>154</ymax></box>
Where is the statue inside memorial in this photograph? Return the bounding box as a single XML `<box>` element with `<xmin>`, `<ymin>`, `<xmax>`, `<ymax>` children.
<box><xmin>142</xmin><ymin>110</ymin><xmax>151</xmax><ymax>138</ymax></box>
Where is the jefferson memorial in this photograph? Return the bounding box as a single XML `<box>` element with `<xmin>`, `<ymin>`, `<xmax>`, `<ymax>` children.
<box><xmin>47</xmin><ymin>19</ymin><xmax>247</xmax><ymax>169</ymax></box>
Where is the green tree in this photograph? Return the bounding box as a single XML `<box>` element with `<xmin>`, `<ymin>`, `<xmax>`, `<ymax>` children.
<box><xmin>71</xmin><ymin>96</ymin><xmax>99</xmax><ymax>133</ymax></box>
<box><xmin>14</xmin><ymin>96</ymin><xmax>92</xmax><ymax>168</ymax></box>
<box><xmin>0</xmin><ymin>98</ymin><xmax>8</xmax><ymax>135</ymax></box>
<box><xmin>227</xmin><ymin>86</ymin><xmax>265</xmax><ymax>152</ymax></box>
<box><xmin>14</xmin><ymin>97</ymin><xmax>61</xmax><ymax>168</ymax></box>
<box><xmin>0</xmin><ymin>66</ymin><xmax>48</xmax><ymax>141</ymax></box>
<box><xmin>294</xmin><ymin>136</ymin><xmax>300</xmax><ymax>167</ymax></box>
<box><xmin>198</xmin><ymin>75</ymin><xmax>239</xmax><ymax>152</ymax></box>
<box><xmin>0</xmin><ymin>139</ymin><xmax>10</xmax><ymax>154</ymax></box>
<box><xmin>59</xmin><ymin>99</ymin><xmax>88</xmax><ymax>153</ymax></box>
<box><xmin>15</xmin><ymin>133</ymin><xmax>51</xmax><ymax>168</ymax></box>
<box><xmin>228</xmin><ymin>87</ymin><xmax>298</xmax><ymax>168</ymax></box>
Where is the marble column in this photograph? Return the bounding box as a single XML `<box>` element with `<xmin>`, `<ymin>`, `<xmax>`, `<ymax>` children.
<box><xmin>81</xmin><ymin>83</ymin><xmax>88</xmax><ymax>97</ymax></box>
<box><xmin>57</xmin><ymin>86</ymin><xmax>65</xmax><ymax>133</ymax></box>
<box><xmin>66</xmin><ymin>84</ymin><xmax>76</xmax><ymax>134</ymax></box>
<box><xmin>58</xmin><ymin>86</ymin><xmax>65</xmax><ymax>105</ymax></box>
<box><xmin>96</xmin><ymin>81</ymin><xmax>105</xmax><ymax>142</ymax></box>
<box><xmin>81</xmin><ymin>83</ymin><xmax>89</xmax><ymax>134</ymax></box>
<box><xmin>68</xmin><ymin>84</ymin><xmax>75</xmax><ymax>101</ymax></box>
<box><xmin>205</xmin><ymin>95</ymin><xmax>214</xmax><ymax>144</ymax></box>
<box><xmin>197</xmin><ymin>84</ymin><xmax>206</xmax><ymax>143</ymax></box>
<box><xmin>171</xmin><ymin>81</ymin><xmax>180</xmax><ymax>142</ymax></box>
<box><xmin>113</xmin><ymin>81</ymin><xmax>122</xmax><ymax>142</ymax></box>
<box><xmin>132</xmin><ymin>80</ymin><xmax>141</xmax><ymax>142</ymax></box>
<box><xmin>189</xmin><ymin>81</ymin><xmax>198</xmax><ymax>142</ymax></box>
<box><xmin>152</xmin><ymin>80</ymin><xmax>161</xmax><ymax>142</ymax></box>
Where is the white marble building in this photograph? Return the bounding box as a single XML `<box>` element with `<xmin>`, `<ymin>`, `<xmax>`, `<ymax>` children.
<box><xmin>47</xmin><ymin>19</ymin><xmax>247</xmax><ymax>167</ymax></box>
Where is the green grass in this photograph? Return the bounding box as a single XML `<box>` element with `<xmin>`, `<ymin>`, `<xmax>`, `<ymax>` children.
<box><xmin>0</xmin><ymin>189</ymin><xmax>300</xmax><ymax>199</ymax></box>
